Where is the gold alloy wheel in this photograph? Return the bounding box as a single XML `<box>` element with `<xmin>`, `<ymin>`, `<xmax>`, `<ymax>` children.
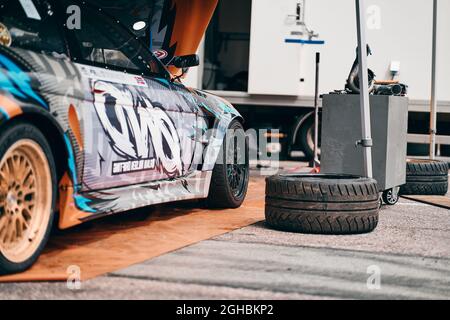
<box><xmin>0</xmin><ymin>139</ymin><xmax>52</xmax><ymax>263</ymax></box>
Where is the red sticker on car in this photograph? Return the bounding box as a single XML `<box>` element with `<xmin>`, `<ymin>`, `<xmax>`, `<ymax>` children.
<box><xmin>153</xmin><ymin>49</ymin><xmax>168</xmax><ymax>60</ymax></box>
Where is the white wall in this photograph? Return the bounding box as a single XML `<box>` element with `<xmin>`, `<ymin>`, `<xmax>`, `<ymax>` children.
<box><xmin>186</xmin><ymin>0</ymin><xmax>450</xmax><ymax>102</ymax></box>
<box><xmin>300</xmin><ymin>0</ymin><xmax>450</xmax><ymax>101</ymax></box>
<box><xmin>248</xmin><ymin>0</ymin><xmax>304</xmax><ymax>95</ymax></box>
<box><xmin>183</xmin><ymin>62</ymin><xmax>202</xmax><ymax>88</ymax></box>
<box><xmin>183</xmin><ymin>37</ymin><xmax>205</xmax><ymax>89</ymax></box>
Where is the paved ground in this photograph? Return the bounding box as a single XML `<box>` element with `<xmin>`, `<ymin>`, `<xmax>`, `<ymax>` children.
<box><xmin>0</xmin><ymin>163</ymin><xmax>449</xmax><ymax>300</ymax></box>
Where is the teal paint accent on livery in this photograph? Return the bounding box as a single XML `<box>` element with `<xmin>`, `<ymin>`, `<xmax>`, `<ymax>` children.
<box><xmin>0</xmin><ymin>106</ymin><xmax>9</xmax><ymax>120</ymax></box>
<box><xmin>154</xmin><ymin>77</ymin><xmax>171</xmax><ymax>87</ymax></box>
<box><xmin>64</xmin><ymin>133</ymin><xmax>96</xmax><ymax>213</ymax></box>
<box><xmin>0</xmin><ymin>54</ymin><xmax>48</xmax><ymax>109</ymax></box>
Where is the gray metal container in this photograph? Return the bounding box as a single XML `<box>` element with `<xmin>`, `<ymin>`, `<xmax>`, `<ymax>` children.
<box><xmin>321</xmin><ymin>94</ymin><xmax>408</xmax><ymax>191</ymax></box>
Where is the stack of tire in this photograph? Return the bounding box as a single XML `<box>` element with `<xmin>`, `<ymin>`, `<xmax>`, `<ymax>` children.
<box><xmin>265</xmin><ymin>174</ymin><xmax>380</xmax><ymax>235</ymax></box>
<box><xmin>400</xmin><ymin>159</ymin><xmax>449</xmax><ymax>196</ymax></box>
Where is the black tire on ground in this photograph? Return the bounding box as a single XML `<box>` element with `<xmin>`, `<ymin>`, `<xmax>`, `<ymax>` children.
<box><xmin>265</xmin><ymin>174</ymin><xmax>379</xmax><ymax>235</ymax></box>
<box><xmin>399</xmin><ymin>159</ymin><xmax>449</xmax><ymax>196</ymax></box>
<box><xmin>206</xmin><ymin>120</ymin><xmax>249</xmax><ymax>209</ymax></box>
<box><xmin>0</xmin><ymin>122</ymin><xmax>56</xmax><ymax>275</ymax></box>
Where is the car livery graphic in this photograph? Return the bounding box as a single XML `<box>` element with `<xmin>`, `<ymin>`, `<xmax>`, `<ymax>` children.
<box><xmin>0</xmin><ymin>0</ymin><xmax>248</xmax><ymax>275</ymax></box>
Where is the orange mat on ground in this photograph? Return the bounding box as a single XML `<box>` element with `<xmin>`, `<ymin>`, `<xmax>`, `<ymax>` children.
<box><xmin>0</xmin><ymin>178</ymin><xmax>266</xmax><ymax>283</ymax></box>
<box><xmin>402</xmin><ymin>195</ymin><xmax>450</xmax><ymax>210</ymax></box>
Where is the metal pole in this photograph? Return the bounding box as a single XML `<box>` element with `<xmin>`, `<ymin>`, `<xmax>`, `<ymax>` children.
<box><xmin>313</xmin><ymin>52</ymin><xmax>320</xmax><ymax>170</ymax></box>
<box><xmin>355</xmin><ymin>0</ymin><xmax>373</xmax><ymax>178</ymax></box>
<box><xmin>429</xmin><ymin>0</ymin><xmax>438</xmax><ymax>159</ymax></box>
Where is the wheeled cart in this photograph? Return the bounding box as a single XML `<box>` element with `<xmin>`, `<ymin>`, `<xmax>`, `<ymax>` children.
<box><xmin>321</xmin><ymin>94</ymin><xmax>409</xmax><ymax>205</ymax></box>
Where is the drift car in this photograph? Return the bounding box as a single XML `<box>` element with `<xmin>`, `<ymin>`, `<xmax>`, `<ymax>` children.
<box><xmin>0</xmin><ymin>0</ymin><xmax>248</xmax><ymax>274</ymax></box>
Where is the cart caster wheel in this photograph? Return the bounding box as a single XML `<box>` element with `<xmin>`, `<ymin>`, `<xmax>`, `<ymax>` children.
<box><xmin>382</xmin><ymin>187</ymin><xmax>399</xmax><ymax>205</ymax></box>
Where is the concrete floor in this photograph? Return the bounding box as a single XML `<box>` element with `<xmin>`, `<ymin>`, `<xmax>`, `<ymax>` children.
<box><xmin>0</xmin><ymin>163</ymin><xmax>449</xmax><ymax>300</ymax></box>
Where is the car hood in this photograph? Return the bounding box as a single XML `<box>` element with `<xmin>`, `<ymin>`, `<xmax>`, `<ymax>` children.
<box><xmin>89</xmin><ymin>0</ymin><xmax>217</xmax><ymax>68</ymax></box>
<box><xmin>192</xmin><ymin>88</ymin><xmax>242</xmax><ymax>120</ymax></box>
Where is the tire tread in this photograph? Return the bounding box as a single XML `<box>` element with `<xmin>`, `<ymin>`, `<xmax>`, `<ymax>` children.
<box><xmin>400</xmin><ymin>159</ymin><xmax>449</xmax><ymax>196</ymax></box>
<box><xmin>265</xmin><ymin>175</ymin><xmax>379</xmax><ymax>235</ymax></box>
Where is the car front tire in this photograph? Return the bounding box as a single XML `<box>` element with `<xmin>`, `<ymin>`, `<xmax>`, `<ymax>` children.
<box><xmin>0</xmin><ymin>122</ymin><xmax>56</xmax><ymax>275</ymax></box>
<box><xmin>206</xmin><ymin>120</ymin><xmax>249</xmax><ymax>209</ymax></box>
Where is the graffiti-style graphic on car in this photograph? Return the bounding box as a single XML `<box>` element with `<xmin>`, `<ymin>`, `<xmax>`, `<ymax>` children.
<box><xmin>0</xmin><ymin>53</ymin><xmax>47</xmax><ymax>109</ymax></box>
<box><xmin>92</xmin><ymin>81</ymin><xmax>183</xmax><ymax>177</ymax></box>
<box><xmin>0</xmin><ymin>46</ymin><xmax>243</xmax><ymax>227</ymax></box>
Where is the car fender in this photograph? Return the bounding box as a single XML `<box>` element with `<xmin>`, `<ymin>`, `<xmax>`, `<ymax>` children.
<box><xmin>192</xmin><ymin>89</ymin><xmax>243</xmax><ymax>171</ymax></box>
<box><xmin>0</xmin><ymin>48</ymin><xmax>89</xmax><ymax>223</ymax></box>
<box><xmin>0</xmin><ymin>97</ymin><xmax>65</xmax><ymax>137</ymax></box>
<box><xmin>0</xmin><ymin>94</ymin><xmax>23</xmax><ymax>121</ymax></box>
